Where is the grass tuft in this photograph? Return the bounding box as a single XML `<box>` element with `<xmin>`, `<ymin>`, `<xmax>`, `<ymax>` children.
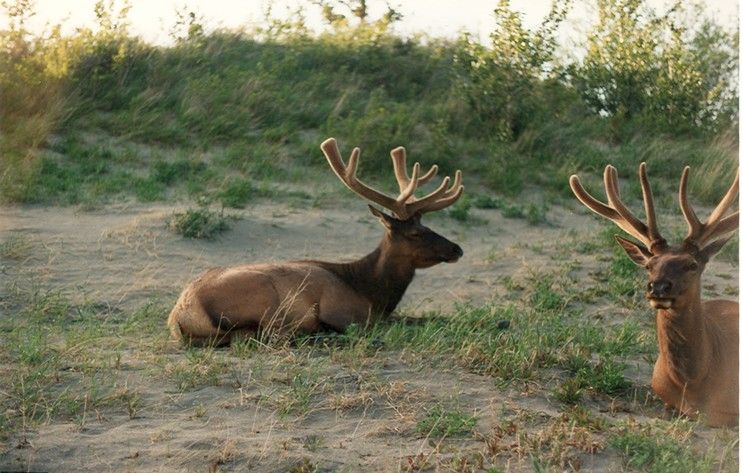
<box><xmin>416</xmin><ymin>405</ymin><xmax>478</xmax><ymax>438</ymax></box>
<box><xmin>167</xmin><ymin>207</ymin><xmax>234</xmax><ymax>239</ymax></box>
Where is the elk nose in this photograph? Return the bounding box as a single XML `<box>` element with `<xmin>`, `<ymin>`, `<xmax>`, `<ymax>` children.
<box><xmin>453</xmin><ymin>245</ymin><xmax>464</xmax><ymax>258</ymax></box>
<box><xmin>648</xmin><ymin>280</ymin><xmax>672</xmax><ymax>297</ymax></box>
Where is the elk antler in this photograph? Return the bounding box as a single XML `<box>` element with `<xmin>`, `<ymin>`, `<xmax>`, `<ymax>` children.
<box><xmin>320</xmin><ymin>138</ymin><xmax>464</xmax><ymax>219</ymax></box>
<box><xmin>679</xmin><ymin>167</ymin><xmax>739</xmax><ymax>250</ymax></box>
<box><xmin>569</xmin><ymin>163</ymin><xmax>666</xmax><ymax>251</ymax></box>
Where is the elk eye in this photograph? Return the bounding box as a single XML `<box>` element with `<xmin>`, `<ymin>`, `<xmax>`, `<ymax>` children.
<box><xmin>407</xmin><ymin>230</ymin><xmax>422</xmax><ymax>239</ymax></box>
<box><xmin>685</xmin><ymin>262</ymin><xmax>698</xmax><ymax>271</ymax></box>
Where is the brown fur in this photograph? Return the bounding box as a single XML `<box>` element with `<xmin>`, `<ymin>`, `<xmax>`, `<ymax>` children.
<box><xmin>618</xmin><ymin>241</ymin><xmax>739</xmax><ymax>427</ymax></box>
<box><xmin>571</xmin><ymin>164</ymin><xmax>738</xmax><ymax>427</ymax></box>
<box><xmin>168</xmin><ymin>207</ymin><xmax>462</xmax><ymax>346</ymax></box>
<box><xmin>169</xmin><ymin>138</ymin><xmax>465</xmax><ymax>346</ymax></box>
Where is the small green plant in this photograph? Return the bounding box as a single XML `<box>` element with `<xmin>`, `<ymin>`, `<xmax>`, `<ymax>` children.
<box><xmin>529</xmin><ymin>277</ymin><xmax>565</xmax><ymax>312</ymax></box>
<box><xmin>0</xmin><ymin>235</ymin><xmax>33</xmax><ymax>259</ymax></box>
<box><xmin>415</xmin><ymin>405</ymin><xmax>478</xmax><ymax>438</ymax></box>
<box><xmin>167</xmin><ymin>207</ymin><xmax>232</xmax><ymax>239</ymax></box>
<box><xmin>448</xmin><ymin>196</ymin><xmax>472</xmax><ymax>221</ymax></box>
<box><xmin>553</xmin><ymin>377</ymin><xmax>583</xmax><ymax>404</ymax></box>
<box><xmin>609</xmin><ymin>423</ymin><xmax>719</xmax><ymax>472</ymax></box>
<box><xmin>525</xmin><ymin>203</ymin><xmax>547</xmax><ymax>225</ymax></box>
<box><xmin>217</xmin><ymin>178</ymin><xmax>259</xmax><ymax>208</ymax></box>
<box><xmin>288</xmin><ymin>458</ymin><xmax>317</xmax><ymax>473</ymax></box>
<box><xmin>501</xmin><ymin>202</ymin><xmax>526</xmax><ymax>219</ymax></box>
<box><xmin>303</xmin><ymin>434</ymin><xmax>324</xmax><ymax>452</ymax></box>
<box><xmin>472</xmin><ymin>194</ymin><xmax>502</xmax><ymax>209</ymax></box>
<box><xmin>279</xmin><ymin>370</ymin><xmax>321</xmax><ymax>416</ymax></box>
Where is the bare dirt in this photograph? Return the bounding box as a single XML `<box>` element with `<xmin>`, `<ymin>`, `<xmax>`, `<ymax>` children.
<box><xmin>0</xmin><ymin>200</ymin><xmax>738</xmax><ymax>472</ymax></box>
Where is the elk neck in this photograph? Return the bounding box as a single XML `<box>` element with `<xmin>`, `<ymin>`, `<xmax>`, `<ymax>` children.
<box><xmin>313</xmin><ymin>234</ymin><xmax>416</xmax><ymax>316</ymax></box>
<box><xmin>654</xmin><ymin>286</ymin><xmax>713</xmax><ymax>385</ymax></box>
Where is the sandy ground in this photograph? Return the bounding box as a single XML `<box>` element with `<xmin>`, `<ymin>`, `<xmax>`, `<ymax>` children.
<box><xmin>0</xmin><ymin>199</ymin><xmax>738</xmax><ymax>472</ymax></box>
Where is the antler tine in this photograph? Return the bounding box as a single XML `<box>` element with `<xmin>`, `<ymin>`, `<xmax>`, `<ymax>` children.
<box><xmin>397</xmin><ymin>161</ymin><xmax>420</xmax><ymax>205</ymax></box>
<box><xmin>679</xmin><ymin>166</ymin><xmax>703</xmax><ymax>242</ymax></box>
<box><xmin>407</xmin><ymin>169</ymin><xmax>464</xmax><ymax>215</ymax></box>
<box><xmin>321</xmin><ymin>138</ymin><xmax>464</xmax><ymax>219</ymax></box>
<box><xmin>604</xmin><ymin>165</ymin><xmax>657</xmax><ymax>247</ymax></box>
<box><xmin>701</xmin><ymin>169</ymin><xmax>739</xmax><ymax>237</ymax></box>
<box><xmin>604</xmin><ymin>166</ymin><xmax>652</xmax><ymax>242</ymax></box>
<box><xmin>682</xmin><ymin>167</ymin><xmax>740</xmax><ymax>248</ymax></box>
<box><xmin>569</xmin><ymin>174</ymin><xmax>621</xmax><ymax>219</ymax></box>
<box><xmin>638</xmin><ymin>162</ymin><xmax>665</xmax><ymax>246</ymax></box>
<box><xmin>390</xmin><ymin>147</ymin><xmax>439</xmax><ymax>193</ymax></box>
<box><xmin>320</xmin><ymin>138</ymin><xmax>403</xmax><ymax>216</ymax></box>
<box><xmin>569</xmin><ymin>166</ymin><xmax>654</xmax><ymax>248</ymax></box>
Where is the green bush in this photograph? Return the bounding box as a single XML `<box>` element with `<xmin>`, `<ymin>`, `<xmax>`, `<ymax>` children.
<box><xmin>571</xmin><ymin>0</ymin><xmax>738</xmax><ymax>134</ymax></box>
<box><xmin>453</xmin><ymin>0</ymin><xmax>570</xmax><ymax>141</ymax></box>
<box><xmin>0</xmin><ymin>0</ymin><xmax>736</xmax><ymax>205</ymax></box>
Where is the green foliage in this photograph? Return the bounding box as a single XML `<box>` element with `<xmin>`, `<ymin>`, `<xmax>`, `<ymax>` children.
<box><xmin>572</xmin><ymin>0</ymin><xmax>738</xmax><ymax>133</ymax></box>
<box><xmin>167</xmin><ymin>207</ymin><xmax>232</xmax><ymax>239</ymax></box>
<box><xmin>0</xmin><ymin>0</ymin><xmax>737</xmax><ymax>206</ymax></box>
<box><xmin>0</xmin><ymin>0</ymin><xmax>72</xmax><ymax>199</ymax></box>
<box><xmin>454</xmin><ymin>0</ymin><xmax>571</xmax><ymax>140</ymax></box>
<box><xmin>447</xmin><ymin>196</ymin><xmax>472</xmax><ymax>221</ymax></box>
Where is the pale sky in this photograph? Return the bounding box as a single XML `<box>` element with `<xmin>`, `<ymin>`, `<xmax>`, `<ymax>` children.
<box><xmin>3</xmin><ymin>0</ymin><xmax>739</xmax><ymax>45</ymax></box>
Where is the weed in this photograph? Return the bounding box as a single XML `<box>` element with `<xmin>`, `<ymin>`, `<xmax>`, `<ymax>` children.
<box><xmin>230</xmin><ymin>337</ymin><xmax>262</xmax><ymax>357</ymax></box>
<box><xmin>303</xmin><ymin>434</ymin><xmax>324</xmax><ymax>452</ymax></box>
<box><xmin>501</xmin><ymin>204</ymin><xmax>526</xmax><ymax>219</ymax></box>
<box><xmin>153</xmin><ymin>159</ymin><xmax>206</xmax><ymax>185</ymax></box>
<box><xmin>448</xmin><ymin>196</ymin><xmax>472</xmax><ymax>221</ymax></box>
<box><xmin>0</xmin><ymin>235</ymin><xmax>33</xmax><ymax>260</ymax></box>
<box><xmin>415</xmin><ymin>405</ymin><xmax>478</xmax><ymax>438</ymax></box>
<box><xmin>472</xmin><ymin>194</ymin><xmax>502</xmax><ymax>209</ymax></box>
<box><xmin>288</xmin><ymin>458</ymin><xmax>317</xmax><ymax>473</ymax></box>
<box><xmin>273</xmin><ymin>367</ymin><xmax>324</xmax><ymax>416</ymax></box>
<box><xmin>609</xmin><ymin>421</ymin><xmax>724</xmax><ymax>473</ymax></box>
<box><xmin>167</xmin><ymin>207</ymin><xmax>233</xmax><ymax>239</ymax></box>
<box><xmin>216</xmin><ymin>177</ymin><xmax>276</xmax><ymax>208</ymax></box>
<box><xmin>553</xmin><ymin>377</ymin><xmax>583</xmax><ymax>405</ymax></box>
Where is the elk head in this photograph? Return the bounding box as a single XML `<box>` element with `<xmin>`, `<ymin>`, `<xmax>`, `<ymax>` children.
<box><xmin>570</xmin><ymin>163</ymin><xmax>739</xmax><ymax>313</ymax></box>
<box><xmin>320</xmin><ymin>138</ymin><xmax>464</xmax><ymax>270</ymax></box>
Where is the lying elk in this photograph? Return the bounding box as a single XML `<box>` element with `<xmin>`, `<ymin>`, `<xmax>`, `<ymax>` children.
<box><xmin>168</xmin><ymin>138</ymin><xmax>464</xmax><ymax>346</ymax></box>
<box><xmin>570</xmin><ymin>163</ymin><xmax>738</xmax><ymax>427</ymax></box>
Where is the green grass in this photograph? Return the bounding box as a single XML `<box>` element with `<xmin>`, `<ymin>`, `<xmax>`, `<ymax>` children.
<box><xmin>416</xmin><ymin>405</ymin><xmax>478</xmax><ymax>438</ymax></box>
<box><xmin>0</xmin><ymin>283</ymin><xmax>171</xmax><ymax>436</ymax></box>
<box><xmin>318</xmin><ymin>267</ymin><xmax>652</xmax><ymax>394</ymax></box>
<box><xmin>165</xmin><ymin>348</ymin><xmax>225</xmax><ymax>391</ymax></box>
<box><xmin>609</xmin><ymin>421</ymin><xmax>725</xmax><ymax>473</ymax></box>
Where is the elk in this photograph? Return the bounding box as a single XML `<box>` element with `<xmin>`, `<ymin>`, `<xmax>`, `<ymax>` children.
<box><xmin>167</xmin><ymin>138</ymin><xmax>464</xmax><ymax>346</ymax></box>
<box><xmin>570</xmin><ymin>163</ymin><xmax>739</xmax><ymax>427</ymax></box>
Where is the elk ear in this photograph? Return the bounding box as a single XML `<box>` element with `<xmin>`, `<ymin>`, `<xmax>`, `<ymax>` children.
<box><xmin>614</xmin><ymin>235</ymin><xmax>652</xmax><ymax>266</ymax></box>
<box><xmin>368</xmin><ymin>205</ymin><xmax>395</xmax><ymax>230</ymax></box>
<box><xmin>699</xmin><ymin>235</ymin><xmax>734</xmax><ymax>263</ymax></box>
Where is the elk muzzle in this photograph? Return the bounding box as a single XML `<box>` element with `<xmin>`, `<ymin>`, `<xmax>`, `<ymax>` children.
<box><xmin>647</xmin><ymin>280</ymin><xmax>673</xmax><ymax>309</ymax></box>
<box><xmin>444</xmin><ymin>243</ymin><xmax>464</xmax><ymax>263</ymax></box>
